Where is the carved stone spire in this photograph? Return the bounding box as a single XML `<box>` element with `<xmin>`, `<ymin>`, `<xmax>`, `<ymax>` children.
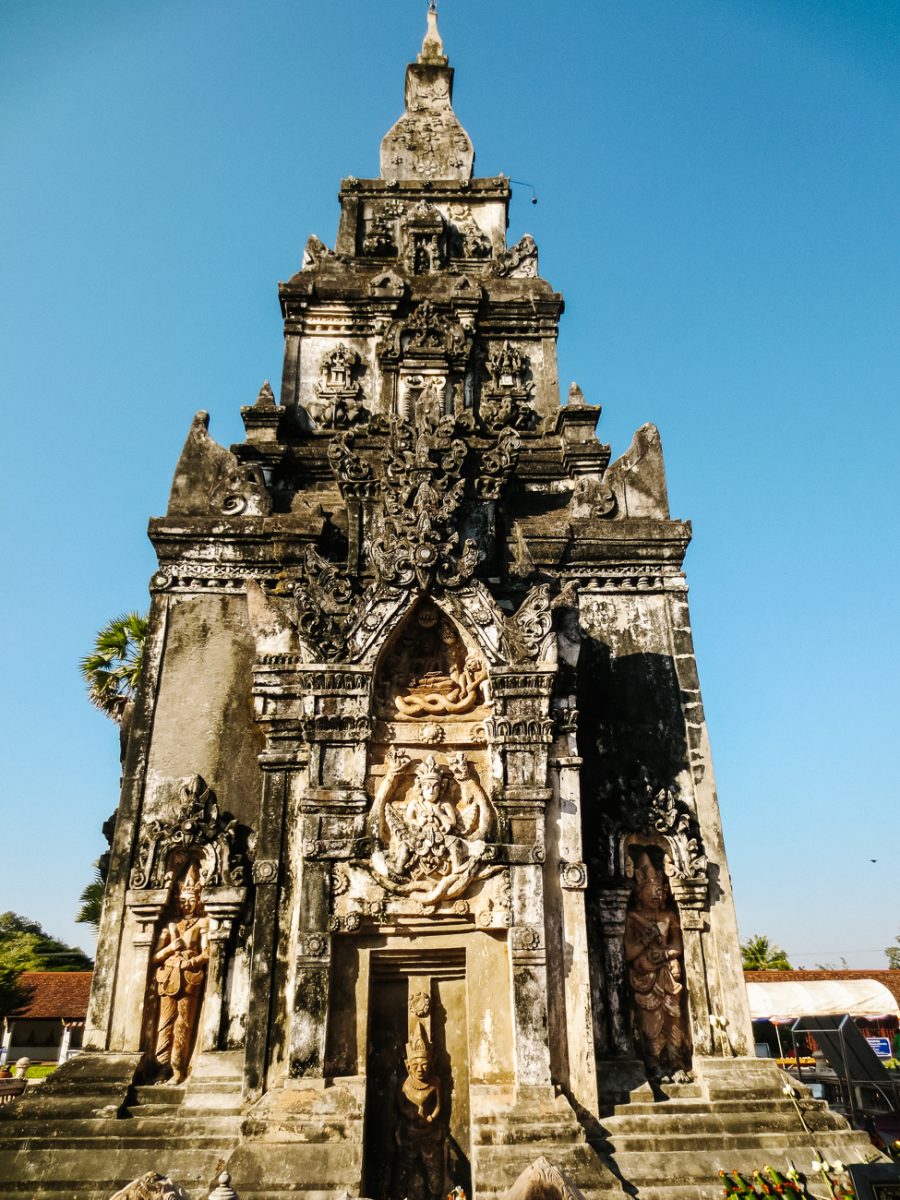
<box><xmin>418</xmin><ymin>3</ymin><xmax>447</xmax><ymax>66</ymax></box>
<box><xmin>380</xmin><ymin>9</ymin><xmax>474</xmax><ymax>181</ymax></box>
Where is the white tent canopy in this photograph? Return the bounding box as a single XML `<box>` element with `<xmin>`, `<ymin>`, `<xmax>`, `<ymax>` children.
<box><xmin>747</xmin><ymin>978</ymin><xmax>900</xmax><ymax>1023</ymax></box>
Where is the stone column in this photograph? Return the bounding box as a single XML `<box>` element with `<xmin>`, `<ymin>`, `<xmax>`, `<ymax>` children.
<box><xmin>243</xmin><ymin>769</ymin><xmax>288</xmax><ymax>1100</ymax></box>
<box><xmin>509</xmin><ymin>863</ymin><xmax>552</xmax><ymax>1087</ymax></box>
<box><xmin>288</xmin><ymin>854</ymin><xmax>333</xmax><ymax>1078</ymax></box>
<box><xmin>669</xmin><ymin>877</ymin><xmax>713</xmax><ymax>1056</ymax></box>
<box><xmin>123</xmin><ymin>889</ymin><xmax>169</xmax><ymax>1052</ymax></box>
<box><xmin>553</xmin><ymin>755</ymin><xmax>600</xmax><ymax>1119</ymax></box>
<box><xmin>597</xmin><ymin>886</ymin><xmax>633</xmax><ymax>1056</ymax></box>
<box><xmin>199</xmin><ymin>886</ymin><xmax>247</xmax><ymax>1054</ymax></box>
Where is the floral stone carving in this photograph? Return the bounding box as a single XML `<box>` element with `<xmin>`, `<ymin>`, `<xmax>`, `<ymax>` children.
<box><xmin>366</xmin><ymin>749</ymin><xmax>498</xmax><ymax>905</ymax></box>
<box><xmin>130</xmin><ymin>775</ymin><xmax>248</xmax><ymax>891</ymax></box>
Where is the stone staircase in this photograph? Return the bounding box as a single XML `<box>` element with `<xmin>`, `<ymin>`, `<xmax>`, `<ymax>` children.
<box><xmin>591</xmin><ymin>1057</ymin><xmax>882</xmax><ymax>1200</ymax></box>
<box><xmin>0</xmin><ymin>1051</ymin><xmax>365</xmax><ymax>1200</ymax></box>
<box><xmin>0</xmin><ymin>1052</ymin><xmax>244</xmax><ymax>1199</ymax></box>
<box><xmin>471</xmin><ymin>1084</ymin><xmax>628</xmax><ymax>1200</ymax></box>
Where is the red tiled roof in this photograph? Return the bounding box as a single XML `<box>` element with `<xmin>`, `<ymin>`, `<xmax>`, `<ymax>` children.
<box><xmin>15</xmin><ymin>972</ymin><xmax>93</xmax><ymax>1020</ymax></box>
<box><xmin>744</xmin><ymin>969</ymin><xmax>900</xmax><ymax>1009</ymax></box>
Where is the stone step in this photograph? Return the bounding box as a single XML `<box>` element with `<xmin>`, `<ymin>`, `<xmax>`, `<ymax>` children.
<box><xmin>604</xmin><ymin>1128</ymin><xmax>852</xmax><ymax>1154</ymax></box>
<box><xmin>131</xmin><ymin>1084</ymin><xmax>186</xmax><ymax>1106</ymax></box>
<box><xmin>609</xmin><ymin>1136</ymin><xmax>876</xmax><ymax>1187</ymax></box>
<box><xmin>601</xmin><ymin>1108</ymin><xmax>846</xmax><ymax>1137</ymax></box>
<box><xmin>473</xmin><ymin>1141</ymin><xmax>620</xmax><ymax>1192</ymax></box>
<box><xmin>609</xmin><ymin>1097</ymin><xmax>806</xmax><ymax>1117</ymax></box>
<box><xmin>474</xmin><ymin>1118</ymin><xmax>588</xmax><ymax>1145</ymax></box>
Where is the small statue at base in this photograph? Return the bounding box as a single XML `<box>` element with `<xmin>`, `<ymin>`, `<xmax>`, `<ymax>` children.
<box><xmin>149</xmin><ymin>863</ymin><xmax>209</xmax><ymax>1084</ymax></box>
<box><xmin>624</xmin><ymin>850</ymin><xmax>692</xmax><ymax>1085</ymax></box>
<box><xmin>392</xmin><ymin>1023</ymin><xmax>447</xmax><ymax>1200</ymax></box>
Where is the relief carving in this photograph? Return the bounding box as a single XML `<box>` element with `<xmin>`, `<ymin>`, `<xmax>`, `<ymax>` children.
<box><xmin>308</xmin><ymin>344</ymin><xmax>368</xmax><ymax>428</ymax></box>
<box><xmin>493</xmin><ymin>234</ymin><xmax>539</xmax><ymax>278</ymax></box>
<box><xmin>480</xmin><ymin>341</ymin><xmax>538</xmax><ymax>431</ymax></box>
<box><xmin>366</xmin><ymin>749</ymin><xmax>498</xmax><ymax>905</ymax></box>
<box><xmin>370</xmin><ymin>419</ymin><xmax>478</xmax><ymax>591</ymax></box>
<box><xmin>624</xmin><ymin>849</ymin><xmax>692</xmax><ymax>1085</ymax></box>
<box><xmin>378</xmin><ymin>602</ymin><xmax>489</xmax><ymax>718</ymax></box>
<box><xmin>447</xmin><ymin>203</ymin><xmax>491</xmax><ymax>260</ymax></box>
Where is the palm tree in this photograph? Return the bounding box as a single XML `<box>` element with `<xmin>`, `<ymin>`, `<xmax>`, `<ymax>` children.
<box><xmin>741</xmin><ymin>933</ymin><xmax>792</xmax><ymax>970</ymax></box>
<box><xmin>79</xmin><ymin>612</ymin><xmax>148</xmax><ymax>723</ymax></box>
<box><xmin>75</xmin><ymin>862</ymin><xmax>106</xmax><ymax>934</ymax></box>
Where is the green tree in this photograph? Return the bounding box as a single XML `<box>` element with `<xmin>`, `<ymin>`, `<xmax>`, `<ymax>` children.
<box><xmin>741</xmin><ymin>933</ymin><xmax>792</xmax><ymax>970</ymax></box>
<box><xmin>885</xmin><ymin>937</ymin><xmax>900</xmax><ymax>969</ymax></box>
<box><xmin>0</xmin><ymin>912</ymin><xmax>92</xmax><ymax>976</ymax></box>
<box><xmin>79</xmin><ymin>611</ymin><xmax>148</xmax><ymax>723</ymax></box>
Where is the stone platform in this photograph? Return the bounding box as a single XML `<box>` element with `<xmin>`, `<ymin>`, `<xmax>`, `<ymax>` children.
<box><xmin>0</xmin><ymin>1053</ymin><xmax>882</xmax><ymax>1200</ymax></box>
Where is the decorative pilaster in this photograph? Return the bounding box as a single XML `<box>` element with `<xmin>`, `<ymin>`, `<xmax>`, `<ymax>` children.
<box><xmin>199</xmin><ymin>886</ymin><xmax>247</xmax><ymax>1053</ymax></box>
<box><xmin>670</xmin><ymin>876</ymin><xmax>713</xmax><ymax>1055</ymax></box>
<box><xmin>597</xmin><ymin>885</ymin><xmax>633</xmax><ymax>1056</ymax></box>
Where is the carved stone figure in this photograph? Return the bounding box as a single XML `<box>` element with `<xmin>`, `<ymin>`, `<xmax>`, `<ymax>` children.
<box><xmin>623</xmin><ymin>851</ymin><xmax>692</xmax><ymax>1084</ymax></box>
<box><xmin>480</xmin><ymin>340</ymin><xmax>537</xmax><ymax>430</ymax></box>
<box><xmin>368</xmin><ymin>749</ymin><xmax>496</xmax><ymax>904</ymax></box>
<box><xmin>308</xmin><ymin>344</ymin><xmax>367</xmax><ymax>428</ymax></box>
<box><xmin>108</xmin><ymin>1173</ymin><xmax>190</xmax><ymax>1200</ymax></box>
<box><xmin>394</xmin><ymin>655</ymin><xmax>487</xmax><ymax>716</ymax></box>
<box><xmin>448</xmin><ymin>203</ymin><xmax>491</xmax><ymax>260</ymax></box>
<box><xmin>392</xmin><ymin>1023</ymin><xmax>446</xmax><ymax>1200</ymax></box>
<box><xmin>148</xmin><ymin>864</ymin><xmax>210</xmax><ymax>1084</ymax></box>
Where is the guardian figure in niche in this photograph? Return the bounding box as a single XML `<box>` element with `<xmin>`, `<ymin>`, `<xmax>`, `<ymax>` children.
<box><xmin>148</xmin><ymin>863</ymin><xmax>210</xmax><ymax>1084</ymax></box>
<box><xmin>392</xmin><ymin>1023</ymin><xmax>446</xmax><ymax>1200</ymax></box>
<box><xmin>624</xmin><ymin>850</ymin><xmax>692</xmax><ymax>1085</ymax></box>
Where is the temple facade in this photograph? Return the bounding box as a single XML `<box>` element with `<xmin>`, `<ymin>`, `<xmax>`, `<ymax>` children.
<box><xmin>0</xmin><ymin>13</ymin><xmax>879</xmax><ymax>1200</ymax></box>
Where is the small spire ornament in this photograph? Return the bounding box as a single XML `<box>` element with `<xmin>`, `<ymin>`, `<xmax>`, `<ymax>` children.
<box><xmin>208</xmin><ymin>1171</ymin><xmax>239</xmax><ymax>1200</ymax></box>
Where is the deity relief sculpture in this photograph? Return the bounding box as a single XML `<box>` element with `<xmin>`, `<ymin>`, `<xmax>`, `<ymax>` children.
<box><xmin>308</xmin><ymin>343</ymin><xmax>367</xmax><ymax>428</ymax></box>
<box><xmin>392</xmin><ymin>1023</ymin><xmax>447</xmax><ymax>1200</ymax></box>
<box><xmin>147</xmin><ymin>864</ymin><xmax>210</xmax><ymax>1084</ymax></box>
<box><xmin>448</xmin><ymin>203</ymin><xmax>491</xmax><ymax>260</ymax></box>
<box><xmin>367</xmin><ymin>749</ymin><xmax>497</xmax><ymax>905</ymax></box>
<box><xmin>624</xmin><ymin>850</ymin><xmax>692</xmax><ymax>1085</ymax></box>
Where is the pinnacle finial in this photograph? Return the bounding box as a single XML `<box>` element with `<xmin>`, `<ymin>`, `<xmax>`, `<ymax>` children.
<box><xmin>418</xmin><ymin>1</ymin><xmax>448</xmax><ymax>66</ymax></box>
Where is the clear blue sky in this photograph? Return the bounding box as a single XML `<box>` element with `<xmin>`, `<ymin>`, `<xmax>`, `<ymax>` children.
<box><xmin>2</xmin><ymin>0</ymin><xmax>898</xmax><ymax>968</ymax></box>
